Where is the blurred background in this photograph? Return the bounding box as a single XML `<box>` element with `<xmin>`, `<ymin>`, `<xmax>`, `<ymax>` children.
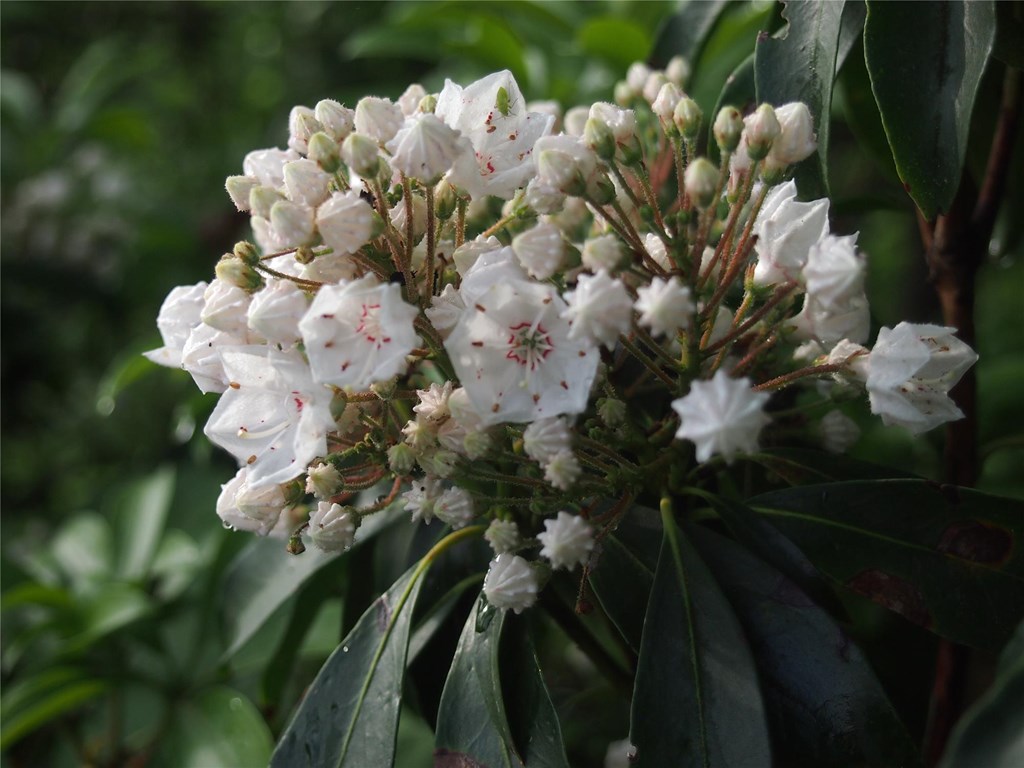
<box><xmin>2</xmin><ymin>2</ymin><xmax>1021</xmax><ymax>766</ymax></box>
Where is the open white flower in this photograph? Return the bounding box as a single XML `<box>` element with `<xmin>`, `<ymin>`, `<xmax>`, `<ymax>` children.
<box><xmin>672</xmin><ymin>370</ymin><xmax>771</xmax><ymax>463</ymax></box>
<box><xmin>445</xmin><ymin>277</ymin><xmax>599</xmax><ymax>426</ymax></box>
<box><xmin>145</xmin><ymin>281</ymin><xmax>207</xmax><ymax>368</ymax></box>
<box><xmin>865</xmin><ymin>322</ymin><xmax>977</xmax><ymax>434</ymax></box>
<box><xmin>803</xmin><ymin>234</ymin><xmax>865</xmax><ymax>307</ymax></box>
<box><xmin>204</xmin><ymin>347</ymin><xmax>335</xmax><ymax>488</ymax></box>
<box><xmin>299</xmin><ymin>275</ymin><xmax>419</xmax><ymax>389</ymax></box>
<box><xmin>436</xmin><ymin>70</ymin><xmax>554</xmax><ymax>199</ymax></box>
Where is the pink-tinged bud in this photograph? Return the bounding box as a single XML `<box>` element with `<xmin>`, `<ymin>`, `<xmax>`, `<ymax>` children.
<box><xmin>744</xmin><ymin>104</ymin><xmax>781</xmax><ymax>161</ymax></box>
<box><xmin>684</xmin><ymin>157</ymin><xmax>719</xmax><ymax>209</ymax></box>
<box><xmin>341</xmin><ymin>132</ymin><xmax>381</xmax><ymax>177</ymax></box>
<box><xmin>314</xmin><ymin>99</ymin><xmax>355</xmax><ymax>142</ymax></box>
<box><xmin>713</xmin><ymin>107</ymin><xmax>744</xmax><ymax>154</ymax></box>
<box><xmin>766</xmin><ymin>102</ymin><xmax>817</xmax><ymax>170</ymax></box>
<box><xmin>673</xmin><ymin>97</ymin><xmax>702</xmax><ymax>141</ymax></box>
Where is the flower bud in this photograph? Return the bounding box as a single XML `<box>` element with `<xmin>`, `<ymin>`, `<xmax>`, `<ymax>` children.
<box><xmin>341</xmin><ymin>132</ymin><xmax>381</xmax><ymax>177</ymax></box>
<box><xmin>598</xmin><ymin>397</ymin><xmax>627</xmax><ymax>428</ymax></box>
<box><xmin>582</xmin><ymin>233</ymin><xmax>625</xmax><ymax>272</ymax></box>
<box><xmin>308</xmin><ymin>501</ymin><xmax>358</xmax><ymax>553</ymax></box>
<box><xmin>215</xmin><ymin>255</ymin><xmax>264</xmax><ymax>292</ymax></box>
<box><xmin>307</xmin><ymin>132</ymin><xmax>342</xmax><ymax>173</ymax></box>
<box><xmin>225</xmin><ymin>175</ymin><xmax>258</xmax><ymax>212</ymax></box>
<box><xmin>538</xmin><ymin>149</ymin><xmax>585</xmax><ymax>196</ymax></box>
<box><xmin>583</xmin><ymin>117</ymin><xmax>616</xmax><ymax>160</ymax></box>
<box><xmin>284</xmin><ymin>159</ymin><xmax>332</xmax><ymax>207</ymax></box>
<box><xmin>314</xmin><ymin>99</ymin><xmax>355</xmax><ymax>142</ymax></box>
<box><xmin>563</xmin><ymin>106</ymin><xmax>590</xmax><ymax>137</ymax></box>
<box><xmin>418</xmin><ymin>93</ymin><xmax>437</xmax><ymax>114</ymax></box>
<box><xmin>652</xmin><ymin>82</ymin><xmax>683</xmax><ymax>126</ymax></box>
<box><xmin>766</xmin><ymin>102</ymin><xmax>816</xmax><ymax>170</ymax></box>
<box><xmin>398</xmin><ymin>83</ymin><xmax>428</xmax><ymax>116</ymax></box>
<box><xmin>713</xmin><ymin>107</ymin><xmax>744</xmax><ymax>154</ymax></box>
<box><xmin>270</xmin><ymin>200</ymin><xmax>315</xmax><ymax>248</ymax></box>
<box><xmin>666</xmin><ymin>55</ymin><xmax>691</xmax><ymax>88</ymax></box>
<box><xmin>233</xmin><ymin>240</ymin><xmax>260</xmax><ymax>266</ymax></box>
<box><xmin>288</xmin><ymin>106</ymin><xmax>322</xmax><ymax>154</ymax></box>
<box><xmin>643</xmin><ymin>71</ymin><xmax>669</xmax><ymax>106</ymax></box>
<box><xmin>354</xmin><ymin>96</ymin><xmax>403</xmax><ymax>144</ymax></box>
<box><xmin>626</xmin><ymin>62</ymin><xmax>651</xmax><ymax>97</ymax></box>
<box><xmin>434</xmin><ymin>179</ymin><xmax>458</xmax><ymax>220</ymax></box>
<box><xmin>613</xmin><ymin>81</ymin><xmax>633</xmax><ymax>107</ymax></box>
<box><xmin>305</xmin><ymin>463</ymin><xmax>343</xmax><ymax>499</ymax></box>
<box><xmin>589</xmin><ymin>172</ymin><xmax>618</xmax><ymax>206</ymax></box>
<box><xmin>249</xmin><ymin>186</ymin><xmax>284</xmax><ymax>220</ymax></box>
<box><xmin>684</xmin><ymin>157</ymin><xmax>719</xmax><ymax>209</ymax></box>
<box><xmin>673</xmin><ymin>97</ymin><xmax>702</xmax><ymax>141</ymax></box>
<box><xmin>387</xmin><ymin>443</ymin><xmax>416</xmax><ymax>474</ymax></box>
<box><xmin>744</xmin><ymin>104</ymin><xmax>781</xmax><ymax>161</ymax></box>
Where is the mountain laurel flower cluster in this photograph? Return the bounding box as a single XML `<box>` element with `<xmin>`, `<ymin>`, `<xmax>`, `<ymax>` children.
<box><xmin>147</xmin><ymin>61</ymin><xmax>977</xmax><ymax>613</ymax></box>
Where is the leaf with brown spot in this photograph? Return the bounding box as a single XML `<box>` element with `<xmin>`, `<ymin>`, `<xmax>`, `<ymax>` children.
<box><xmin>751</xmin><ymin>480</ymin><xmax>1024</xmax><ymax>651</ymax></box>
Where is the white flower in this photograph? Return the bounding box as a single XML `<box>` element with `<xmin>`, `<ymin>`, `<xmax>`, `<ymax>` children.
<box><xmin>589</xmin><ymin>102</ymin><xmax>636</xmax><ymax>144</ymax></box>
<box><xmin>425</xmin><ymin>284</ymin><xmax>466</xmax><ymax>336</ymax></box>
<box><xmin>386</xmin><ymin>113</ymin><xmax>470</xmax><ymax>183</ymax></box>
<box><xmin>354</xmin><ymin>96</ymin><xmax>404</xmax><ymax>144</ymax></box>
<box><xmin>534</xmin><ymin>134</ymin><xmax>599</xmax><ymax>195</ymax></box>
<box><xmin>666</xmin><ymin>56</ymin><xmax>690</xmax><ymax>87</ymax></box>
<box><xmin>643</xmin><ymin>71</ymin><xmax>670</xmax><ymax>105</ymax></box>
<box><xmin>315</xmin><ymin>99</ymin><xmax>355</xmax><ymax>142</ymax></box>
<box><xmin>562</xmin><ymin>270</ymin><xmax>632</xmax><ymax>349</ymax></box>
<box><xmin>301</xmin><ymin>252</ymin><xmax>359</xmax><ymax>285</ymax></box>
<box><xmin>283</xmin><ymin>159</ymin><xmax>332</xmax><ymax>207</ymax></box>
<box><xmin>644</xmin><ymin>232</ymin><xmax>672</xmax><ymax>271</ymax></box>
<box><xmin>180</xmin><ymin>324</ymin><xmax>251</xmax><ymax>394</ymax></box>
<box><xmin>452</xmin><ymin>235</ymin><xmax>503</xmax><ymax>276</ymax></box>
<box><xmin>820</xmin><ymin>411</ymin><xmax>861</xmax><ymax>454</ymax></box>
<box><xmin>299</xmin><ymin>275</ymin><xmax>419</xmax><ymax>389</ymax></box>
<box><xmin>766</xmin><ymin>102</ymin><xmax>817</xmax><ymax>170</ymax></box>
<box><xmin>652</xmin><ymin>82</ymin><xmax>683</xmax><ymax>123</ymax></box>
<box><xmin>445</xmin><ymin>277</ymin><xmax>599</xmax><ymax>426</ymax></box>
<box><xmin>582</xmin><ymin>234</ymin><xmax>625</xmax><ymax>272</ymax></box>
<box><xmin>413</xmin><ymin>381</ymin><xmax>454</xmax><ymax>426</ymax></box>
<box><xmin>672</xmin><ymin>370</ymin><xmax>771</xmax><ymax>463</ymax></box>
<box><xmin>204</xmin><ymin>347</ymin><xmax>335</xmax><ymax>488</ymax></box>
<box><xmin>243</xmin><ymin>147</ymin><xmax>300</xmax><ymax>189</ymax></box>
<box><xmin>288</xmin><ymin>106</ymin><xmax>321</xmax><ymax>154</ymax></box>
<box><xmin>484</xmin><ymin>519</ymin><xmax>521</xmax><ymax>555</ymax></box>
<box><xmin>200</xmin><ymin>279</ymin><xmax>251</xmax><ymax>335</ymax></box>
<box><xmin>216</xmin><ymin>467</ymin><xmax>285</xmax><ymax>536</ymax></box>
<box><xmin>402</xmin><ymin>476</ymin><xmax>444</xmax><ymax>523</ymax></box>
<box><xmin>752</xmin><ymin>180</ymin><xmax>829</xmax><ymax>287</ymax></box>
<box><xmin>270</xmin><ymin>200</ymin><xmax>315</xmax><ymax>248</ymax></box>
<box><xmin>437</xmin><ymin>387</ymin><xmax>491</xmax><ymax>458</ymax></box>
<box><xmin>803</xmin><ymin>234</ymin><xmax>865</xmax><ymax>307</ymax></box>
<box><xmin>625</xmin><ymin>62</ymin><xmax>651</xmax><ymax>97</ymax></box>
<box><xmin>226</xmin><ymin>176</ymin><xmax>258</xmax><ymax>211</ymax></box>
<box><xmin>524</xmin><ymin>176</ymin><xmax>566</xmax><ymax>214</ymax></box>
<box><xmin>790</xmin><ymin>293</ymin><xmax>870</xmax><ymax>347</ymax></box>
<box><xmin>397</xmin><ymin>83</ymin><xmax>428</xmax><ymax>116</ymax></box>
<box><xmin>563</xmin><ymin>106</ymin><xmax>590</xmax><ymax>136</ymax></box>
<box><xmin>865</xmin><ymin>323</ymin><xmax>977</xmax><ymax>434</ymax></box>
<box><xmin>308</xmin><ymin>501</ymin><xmax>358</xmax><ymax>552</ymax></box>
<box><xmin>523</xmin><ymin>417</ymin><xmax>572</xmax><ymax>463</ymax></box>
<box><xmin>247</xmin><ymin>279</ymin><xmax>309</xmax><ymax>346</ymax></box>
<box><xmin>538</xmin><ymin>511</ymin><xmax>594</xmax><ymax>570</ymax></box>
<box><xmin>635</xmin><ymin>276</ymin><xmax>694</xmax><ymax>337</ymax></box>
<box><xmin>544</xmin><ymin>449</ymin><xmax>581</xmax><ymax>490</ymax></box>
<box><xmin>316</xmin><ymin>190</ymin><xmax>378</xmax><ymax>255</ymax></box>
<box><xmin>436</xmin><ymin>70</ymin><xmax>555</xmax><ymax>199</ymax></box>
<box><xmin>434</xmin><ymin>487</ymin><xmax>475</xmax><ymax>529</ymax></box>
<box><xmin>483</xmin><ymin>554</ymin><xmax>539</xmax><ymax>614</ymax></box>
<box><xmin>512</xmin><ymin>221</ymin><xmax>566</xmax><ymax>280</ymax></box>
<box><xmin>145</xmin><ymin>281</ymin><xmax>207</xmax><ymax>367</ymax></box>
<box><xmin>389</xmin><ymin>194</ymin><xmax>428</xmax><ymax>240</ymax></box>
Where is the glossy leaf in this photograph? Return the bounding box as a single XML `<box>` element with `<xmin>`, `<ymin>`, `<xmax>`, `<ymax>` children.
<box><xmin>114</xmin><ymin>466</ymin><xmax>174</xmax><ymax>581</ymax></box>
<box><xmin>756</xmin><ymin>0</ymin><xmax>846</xmax><ymax>199</ymax></box>
<box><xmin>691</xmin><ymin>526</ymin><xmax>919</xmax><ymax>768</ymax></box>
<box><xmin>630</xmin><ymin>508</ymin><xmax>770</xmax><ymax>767</ymax></box>
<box><xmin>752</xmin><ymin>481</ymin><xmax>1024</xmax><ymax>650</ymax></box>
<box><xmin>156</xmin><ymin>686</ymin><xmax>273</xmax><ymax>768</ymax></box>
<box><xmin>836</xmin><ymin>0</ymin><xmax>866</xmax><ymax>72</ymax></box>
<box><xmin>938</xmin><ymin>621</ymin><xmax>1024</xmax><ymax>768</ymax></box>
<box><xmin>745</xmin><ymin>447</ymin><xmax>911</xmax><ymax>485</ymax></box>
<box><xmin>434</xmin><ymin>595</ymin><xmax>569</xmax><ymax>768</ymax></box>
<box><xmin>650</xmin><ymin>0</ymin><xmax>731</xmax><ymax>68</ymax></box>
<box><xmin>863</xmin><ymin>0</ymin><xmax>996</xmax><ymax>219</ymax></box>
<box><xmin>271</xmin><ymin>564</ymin><xmax>425</xmax><ymax>768</ymax></box>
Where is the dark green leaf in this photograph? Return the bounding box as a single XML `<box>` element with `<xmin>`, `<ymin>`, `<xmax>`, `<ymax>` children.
<box><xmin>691</xmin><ymin>526</ymin><xmax>920</xmax><ymax>768</ymax></box>
<box><xmin>271</xmin><ymin>563</ymin><xmax>426</xmax><ymax>768</ymax></box>
<box><xmin>650</xmin><ymin>0</ymin><xmax>732</xmax><ymax>68</ymax></box>
<box><xmin>630</xmin><ymin>508</ymin><xmax>770</xmax><ymax>767</ymax></box>
<box><xmin>691</xmin><ymin>3</ymin><xmax>774</xmax><ymax>119</ymax></box>
<box><xmin>756</xmin><ymin>0</ymin><xmax>846</xmax><ymax>199</ymax></box>
<box><xmin>751</xmin><ymin>481</ymin><xmax>1024</xmax><ymax>650</ymax></box>
<box><xmin>746</xmin><ymin>446</ymin><xmax>912</xmax><ymax>485</ymax></box>
<box><xmin>836</xmin><ymin>0</ymin><xmax>866</xmax><ymax>72</ymax></box>
<box><xmin>155</xmin><ymin>686</ymin><xmax>273</xmax><ymax>768</ymax></box>
<box><xmin>863</xmin><ymin>0</ymin><xmax>996</xmax><ymax>219</ymax></box>
<box><xmin>114</xmin><ymin>466</ymin><xmax>174</xmax><ymax>581</ymax></box>
<box><xmin>588</xmin><ymin>506</ymin><xmax>661</xmax><ymax>652</ymax></box>
<box><xmin>938</xmin><ymin>621</ymin><xmax>1024</xmax><ymax>768</ymax></box>
<box><xmin>434</xmin><ymin>594</ymin><xmax>569</xmax><ymax>768</ymax></box>
<box><xmin>837</xmin><ymin>35</ymin><xmax>901</xmax><ymax>182</ymax></box>
<box><xmin>71</xmin><ymin>583</ymin><xmax>152</xmax><ymax>651</ymax></box>
<box><xmin>0</xmin><ymin>671</ymin><xmax>107</xmax><ymax>751</ymax></box>
<box><xmin>993</xmin><ymin>2</ymin><xmax>1024</xmax><ymax>68</ymax></box>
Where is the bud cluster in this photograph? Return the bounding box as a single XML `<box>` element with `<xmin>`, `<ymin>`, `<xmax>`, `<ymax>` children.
<box><xmin>147</xmin><ymin>59</ymin><xmax>977</xmax><ymax>614</ymax></box>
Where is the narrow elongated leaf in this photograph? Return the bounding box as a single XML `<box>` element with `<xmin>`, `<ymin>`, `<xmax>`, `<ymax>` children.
<box><xmin>691</xmin><ymin>526</ymin><xmax>919</xmax><ymax>768</ymax></box>
<box><xmin>434</xmin><ymin>595</ymin><xmax>569</xmax><ymax>768</ymax></box>
<box><xmin>630</xmin><ymin>509</ymin><xmax>770</xmax><ymax>767</ymax></box>
<box><xmin>756</xmin><ymin>0</ymin><xmax>846</xmax><ymax>199</ymax></box>
<box><xmin>836</xmin><ymin>0</ymin><xmax>866</xmax><ymax>72</ymax></box>
<box><xmin>650</xmin><ymin>0</ymin><xmax>732</xmax><ymax>67</ymax></box>
<box><xmin>938</xmin><ymin>621</ymin><xmax>1024</xmax><ymax>768</ymax></box>
<box><xmin>271</xmin><ymin>563</ymin><xmax>426</xmax><ymax>768</ymax></box>
<box><xmin>752</xmin><ymin>480</ymin><xmax>1024</xmax><ymax>650</ymax></box>
<box><xmin>863</xmin><ymin>0</ymin><xmax>996</xmax><ymax>219</ymax></box>
<box><xmin>114</xmin><ymin>466</ymin><xmax>174</xmax><ymax>581</ymax></box>
<box><xmin>0</xmin><ymin>668</ymin><xmax>106</xmax><ymax>750</ymax></box>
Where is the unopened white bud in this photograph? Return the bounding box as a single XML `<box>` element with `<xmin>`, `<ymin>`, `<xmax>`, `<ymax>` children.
<box><xmin>270</xmin><ymin>200</ymin><xmax>315</xmax><ymax>248</ymax></box>
<box><xmin>307</xmin><ymin>132</ymin><xmax>342</xmax><ymax>174</ymax></box>
<box><xmin>283</xmin><ymin>159</ymin><xmax>332</xmax><ymax>207</ymax></box>
<box><xmin>584</xmin><ymin>117</ymin><xmax>617</xmax><ymax>160</ymax></box>
<box><xmin>766</xmin><ymin>102</ymin><xmax>817</xmax><ymax>170</ymax></box>
<box><xmin>341</xmin><ymin>132</ymin><xmax>381</xmax><ymax>177</ymax></box>
<box><xmin>820</xmin><ymin>410</ymin><xmax>861</xmax><ymax>454</ymax></box>
<box><xmin>226</xmin><ymin>175</ymin><xmax>258</xmax><ymax>212</ymax></box>
<box><xmin>666</xmin><ymin>55</ymin><xmax>691</xmax><ymax>87</ymax></box>
<box><xmin>684</xmin><ymin>157</ymin><xmax>719</xmax><ymax>209</ymax></box>
<box><xmin>582</xmin><ymin>233</ymin><xmax>625</xmax><ymax>272</ymax></box>
<box><xmin>643</xmin><ymin>71</ymin><xmax>669</xmax><ymax>105</ymax></box>
<box><xmin>354</xmin><ymin>96</ymin><xmax>404</xmax><ymax>144</ymax></box>
<box><xmin>674</xmin><ymin>97</ymin><xmax>702</xmax><ymax>140</ymax></box>
<box><xmin>315</xmin><ymin>99</ymin><xmax>355</xmax><ymax>142</ymax></box>
<box><xmin>305</xmin><ymin>463</ymin><xmax>343</xmax><ymax>499</ymax></box>
<box><xmin>714</xmin><ymin>107</ymin><xmax>744</xmax><ymax>153</ymax></box>
<box><xmin>744</xmin><ymin>104</ymin><xmax>781</xmax><ymax>161</ymax></box>
<box><xmin>308</xmin><ymin>502</ymin><xmax>358</xmax><ymax>552</ymax></box>
<box><xmin>388</xmin><ymin>443</ymin><xmax>416</xmax><ymax>474</ymax></box>
<box><xmin>652</xmin><ymin>82</ymin><xmax>683</xmax><ymax>126</ymax></box>
<box><xmin>483</xmin><ymin>554</ymin><xmax>538</xmax><ymax>614</ymax></box>
<box><xmin>538</xmin><ymin>511</ymin><xmax>594</xmax><ymax>570</ymax></box>
<box><xmin>249</xmin><ymin>186</ymin><xmax>284</xmax><ymax>220</ymax></box>
<box><xmin>484</xmin><ymin>519</ymin><xmax>520</xmax><ymax>555</ymax></box>
<box><xmin>288</xmin><ymin>106</ymin><xmax>322</xmax><ymax>154</ymax></box>
<box><xmin>215</xmin><ymin>256</ymin><xmax>263</xmax><ymax>292</ymax></box>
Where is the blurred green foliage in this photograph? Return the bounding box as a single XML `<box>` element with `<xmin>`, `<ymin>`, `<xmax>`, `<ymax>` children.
<box><xmin>1</xmin><ymin>1</ymin><xmax>1021</xmax><ymax>766</ymax></box>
